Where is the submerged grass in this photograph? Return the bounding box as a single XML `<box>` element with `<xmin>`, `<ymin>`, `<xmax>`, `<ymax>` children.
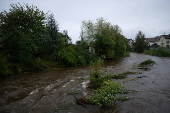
<box><xmin>84</xmin><ymin>81</ymin><xmax>128</xmax><ymax>106</ymax></box>
<box><xmin>139</xmin><ymin>59</ymin><xmax>155</xmax><ymax>67</ymax></box>
<box><xmin>138</xmin><ymin>67</ymin><xmax>150</xmax><ymax>71</ymax></box>
<box><xmin>136</xmin><ymin>75</ymin><xmax>147</xmax><ymax>78</ymax></box>
<box><xmin>55</xmin><ymin>102</ymin><xmax>75</xmax><ymax>112</ymax></box>
<box><xmin>112</xmin><ymin>71</ymin><xmax>138</xmax><ymax>79</ymax></box>
<box><xmin>76</xmin><ymin>58</ymin><xmax>140</xmax><ymax>107</ymax></box>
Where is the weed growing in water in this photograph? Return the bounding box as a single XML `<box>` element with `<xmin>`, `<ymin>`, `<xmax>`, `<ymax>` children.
<box><xmin>112</xmin><ymin>71</ymin><xmax>138</xmax><ymax>79</ymax></box>
<box><xmin>136</xmin><ymin>75</ymin><xmax>147</xmax><ymax>78</ymax></box>
<box><xmin>79</xmin><ymin>58</ymin><xmax>138</xmax><ymax>107</ymax></box>
<box><xmin>89</xmin><ymin>57</ymin><xmax>105</xmax><ymax>88</ymax></box>
<box><xmin>84</xmin><ymin>81</ymin><xmax>127</xmax><ymax>106</ymax></box>
<box><xmin>139</xmin><ymin>59</ymin><xmax>155</xmax><ymax>67</ymax></box>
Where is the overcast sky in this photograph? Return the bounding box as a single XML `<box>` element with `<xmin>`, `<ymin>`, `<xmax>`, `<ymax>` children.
<box><xmin>0</xmin><ymin>0</ymin><xmax>170</xmax><ymax>43</ymax></box>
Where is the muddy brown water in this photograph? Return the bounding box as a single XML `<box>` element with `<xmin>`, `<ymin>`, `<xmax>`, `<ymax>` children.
<box><xmin>0</xmin><ymin>53</ymin><xmax>170</xmax><ymax>113</ymax></box>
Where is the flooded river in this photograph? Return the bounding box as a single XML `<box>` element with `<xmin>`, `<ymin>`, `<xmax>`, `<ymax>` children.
<box><xmin>0</xmin><ymin>53</ymin><xmax>170</xmax><ymax>113</ymax></box>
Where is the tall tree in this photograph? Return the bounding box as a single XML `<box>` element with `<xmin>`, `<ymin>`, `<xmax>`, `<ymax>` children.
<box><xmin>0</xmin><ymin>3</ymin><xmax>46</xmax><ymax>63</ymax></box>
<box><xmin>46</xmin><ymin>13</ymin><xmax>59</xmax><ymax>45</ymax></box>
<box><xmin>80</xmin><ymin>17</ymin><xmax>127</xmax><ymax>59</ymax></box>
<box><xmin>135</xmin><ymin>31</ymin><xmax>148</xmax><ymax>53</ymax></box>
<box><xmin>63</xmin><ymin>30</ymin><xmax>72</xmax><ymax>45</ymax></box>
<box><xmin>46</xmin><ymin>13</ymin><xmax>59</xmax><ymax>59</ymax></box>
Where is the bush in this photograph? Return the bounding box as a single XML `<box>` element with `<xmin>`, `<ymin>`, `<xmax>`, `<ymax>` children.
<box><xmin>89</xmin><ymin>58</ymin><xmax>105</xmax><ymax>88</ymax></box>
<box><xmin>0</xmin><ymin>54</ymin><xmax>11</xmax><ymax>78</ymax></box>
<box><xmin>139</xmin><ymin>59</ymin><xmax>155</xmax><ymax>67</ymax></box>
<box><xmin>85</xmin><ymin>81</ymin><xmax>125</xmax><ymax>106</ymax></box>
<box><xmin>19</xmin><ymin>57</ymin><xmax>48</xmax><ymax>72</ymax></box>
<box><xmin>89</xmin><ymin>70</ymin><xmax>103</xmax><ymax>88</ymax></box>
<box><xmin>145</xmin><ymin>48</ymin><xmax>170</xmax><ymax>57</ymax></box>
<box><xmin>156</xmin><ymin>48</ymin><xmax>170</xmax><ymax>57</ymax></box>
<box><xmin>0</xmin><ymin>3</ymin><xmax>46</xmax><ymax>63</ymax></box>
<box><xmin>57</xmin><ymin>46</ymin><xmax>88</xmax><ymax>67</ymax></box>
<box><xmin>78</xmin><ymin>58</ymin><xmax>130</xmax><ymax>107</ymax></box>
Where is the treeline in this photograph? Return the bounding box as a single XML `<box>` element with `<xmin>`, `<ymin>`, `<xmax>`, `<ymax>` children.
<box><xmin>0</xmin><ymin>3</ymin><xmax>129</xmax><ymax>78</ymax></box>
<box><xmin>80</xmin><ymin>18</ymin><xmax>129</xmax><ymax>59</ymax></box>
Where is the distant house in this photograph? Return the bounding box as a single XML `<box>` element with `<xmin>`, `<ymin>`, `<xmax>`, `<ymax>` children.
<box><xmin>88</xmin><ymin>41</ymin><xmax>96</xmax><ymax>54</ymax></box>
<box><xmin>159</xmin><ymin>34</ymin><xmax>170</xmax><ymax>48</ymax></box>
<box><xmin>89</xmin><ymin>46</ymin><xmax>95</xmax><ymax>54</ymax></box>
<box><xmin>76</xmin><ymin>40</ymin><xmax>96</xmax><ymax>54</ymax></box>
<box><xmin>127</xmin><ymin>39</ymin><xmax>134</xmax><ymax>48</ymax></box>
<box><xmin>146</xmin><ymin>37</ymin><xmax>160</xmax><ymax>47</ymax></box>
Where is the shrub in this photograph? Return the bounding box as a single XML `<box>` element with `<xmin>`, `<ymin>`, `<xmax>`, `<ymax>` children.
<box><xmin>139</xmin><ymin>59</ymin><xmax>155</xmax><ymax>67</ymax></box>
<box><xmin>157</xmin><ymin>48</ymin><xmax>170</xmax><ymax>57</ymax></box>
<box><xmin>85</xmin><ymin>81</ymin><xmax>125</xmax><ymax>106</ymax></box>
<box><xmin>77</xmin><ymin>55</ymin><xmax>86</xmax><ymax>66</ymax></box>
<box><xmin>57</xmin><ymin>46</ymin><xmax>88</xmax><ymax>67</ymax></box>
<box><xmin>78</xmin><ymin>58</ymin><xmax>131</xmax><ymax>107</ymax></box>
<box><xmin>0</xmin><ymin>54</ymin><xmax>11</xmax><ymax>78</ymax></box>
<box><xmin>89</xmin><ymin>58</ymin><xmax>105</xmax><ymax>88</ymax></box>
<box><xmin>145</xmin><ymin>48</ymin><xmax>170</xmax><ymax>57</ymax></box>
<box><xmin>19</xmin><ymin>57</ymin><xmax>48</xmax><ymax>72</ymax></box>
<box><xmin>89</xmin><ymin>70</ymin><xmax>103</xmax><ymax>88</ymax></box>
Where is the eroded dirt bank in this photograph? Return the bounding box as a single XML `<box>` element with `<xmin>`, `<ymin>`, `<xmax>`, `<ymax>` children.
<box><xmin>0</xmin><ymin>53</ymin><xmax>170</xmax><ymax>113</ymax></box>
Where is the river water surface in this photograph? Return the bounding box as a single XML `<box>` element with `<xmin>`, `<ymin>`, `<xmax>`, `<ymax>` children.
<box><xmin>0</xmin><ymin>53</ymin><xmax>170</xmax><ymax>113</ymax></box>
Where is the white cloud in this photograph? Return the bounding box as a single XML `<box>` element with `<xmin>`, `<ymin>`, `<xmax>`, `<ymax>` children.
<box><xmin>0</xmin><ymin>0</ymin><xmax>170</xmax><ymax>43</ymax></box>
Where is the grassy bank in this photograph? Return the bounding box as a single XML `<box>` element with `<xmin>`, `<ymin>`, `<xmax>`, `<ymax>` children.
<box><xmin>144</xmin><ymin>47</ymin><xmax>170</xmax><ymax>57</ymax></box>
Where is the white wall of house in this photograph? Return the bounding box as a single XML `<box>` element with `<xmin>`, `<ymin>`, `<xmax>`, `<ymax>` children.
<box><xmin>89</xmin><ymin>46</ymin><xmax>95</xmax><ymax>54</ymax></box>
<box><xmin>128</xmin><ymin>40</ymin><xmax>133</xmax><ymax>48</ymax></box>
<box><xmin>148</xmin><ymin>42</ymin><xmax>159</xmax><ymax>46</ymax></box>
<box><xmin>159</xmin><ymin>36</ymin><xmax>170</xmax><ymax>47</ymax></box>
<box><xmin>155</xmin><ymin>41</ymin><xmax>159</xmax><ymax>45</ymax></box>
<box><xmin>167</xmin><ymin>39</ymin><xmax>170</xmax><ymax>47</ymax></box>
<box><xmin>159</xmin><ymin>36</ymin><xmax>166</xmax><ymax>47</ymax></box>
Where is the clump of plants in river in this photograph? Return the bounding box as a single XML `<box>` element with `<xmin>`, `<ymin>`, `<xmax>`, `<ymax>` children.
<box><xmin>76</xmin><ymin>58</ymin><xmax>134</xmax><ymax>107</ymax></box>
<box><xmin>139</xmin><ymin>59</ymin><xmax>155</xmax><ymax>67</ymax></box>
<box><xmin>84</xmin><ymin>80</ymin><xmax>129</xmax><ymax>106</ymax></box>
<box><xmin>112</xmin><ymin>71</ymin><xmax>137</xmax><ymax>79</ymax></box>
<box><xmin>132</xmin><ymin>59</ymin><xmax>155</xmax><ymax>71</ymax></box>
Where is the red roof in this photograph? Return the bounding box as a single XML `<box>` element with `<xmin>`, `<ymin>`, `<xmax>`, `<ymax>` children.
<box><xmin>146</xmin><ymin>38</ymin><xmax>159</xmax><ymax>42</ymax></box>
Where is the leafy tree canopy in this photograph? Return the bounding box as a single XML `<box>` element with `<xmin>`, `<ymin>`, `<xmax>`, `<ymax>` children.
<box><xmin>0</xmin><ymin>3</ymin><xmax>47</xmax><ymax>63</ymax></box>
<box><xmin>80</xmin><ymin>17</ymin><xmax>128</xmax><ymax>59</ymax></box>
<box><xmin>134</xmin><ymin>31</ymin><xmax>148</xmax><ymax>53</ymax></box>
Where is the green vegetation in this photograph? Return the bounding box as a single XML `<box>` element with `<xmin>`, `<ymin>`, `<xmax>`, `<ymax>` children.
<box><xmin>80</xmin><ymin>17</ymin><xmax>129</xmax><ymax>59</ymax></box>
<box><xmin>139</xmin><ymin>59</ymin><xmax>155</xmax><ymax>67</ymax></box>
<box><xmin>0</xmin><ymin>3</ymin><xmax>130</xmax><ymax>78</ymax></box>
<box><xmin>144</xmin><ymin>48</ymin><xmax>170</xmax><ymax>57</ymax></box>
<box><xmin>136</xmin><ymin>75</ymin><xmax>147</xmax><ymax>78</ymax></box>
<box><xmin>138</xmin><ymin>67</ymin><xmax>150</xmax><ymax>71</ymax></box>
<box><xmin>0</xmin><ymin>54</ymin><xmax>11</xmax><ymax>78</ymax></box>
<box><xmin>112</xmin><ymin>71</ymin><xmax>137</xmax><ymax>79</ymax></box>
<box><xmin>134</xmin><ymin>31</ymin><xmax>148</xmax><ymax>53</ymax></box>
<box><xmin>89</xmin><ymin>58</ymin><xmax>105</xmax><ymax>88</ymax></box>
<box><xmin>55</xmin><ymin>102</ymin><xmax>75</xmax><ymax>112</ymax></box>
<box><xmin>85</xmin><ymin>81</ymin><xmax>127</xmax><ymax>106</ymax></box>
<box><xmin>77</xmin><ymin>58</ymin><xmax>134</xmax><ymax>107</ymax></box>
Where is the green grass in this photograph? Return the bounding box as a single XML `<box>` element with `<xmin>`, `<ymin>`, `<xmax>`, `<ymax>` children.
<box><xmin>139</xmin><ymin>59</ymin><xmax>155</xmax><ymax>67</ymax></box>
<box><xmin>144</xmin><ymin>48</ymin><xmax>170</xmax><ymax>57</ymax></box>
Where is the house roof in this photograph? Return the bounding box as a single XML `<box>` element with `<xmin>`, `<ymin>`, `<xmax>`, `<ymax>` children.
<box><xmin>127</xmin><ymin>39</ymin><xmax>134</xmax><ymax>42</ymax></box>
<box><xmin>161</xmin><ymin>34</ymin><xmax>170</xmax><ymax>39</ymax></box>
<box><xmin>146</xmin><ymin>37</ymin><xmax>159</xmax><ymax>42</ymax></box>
